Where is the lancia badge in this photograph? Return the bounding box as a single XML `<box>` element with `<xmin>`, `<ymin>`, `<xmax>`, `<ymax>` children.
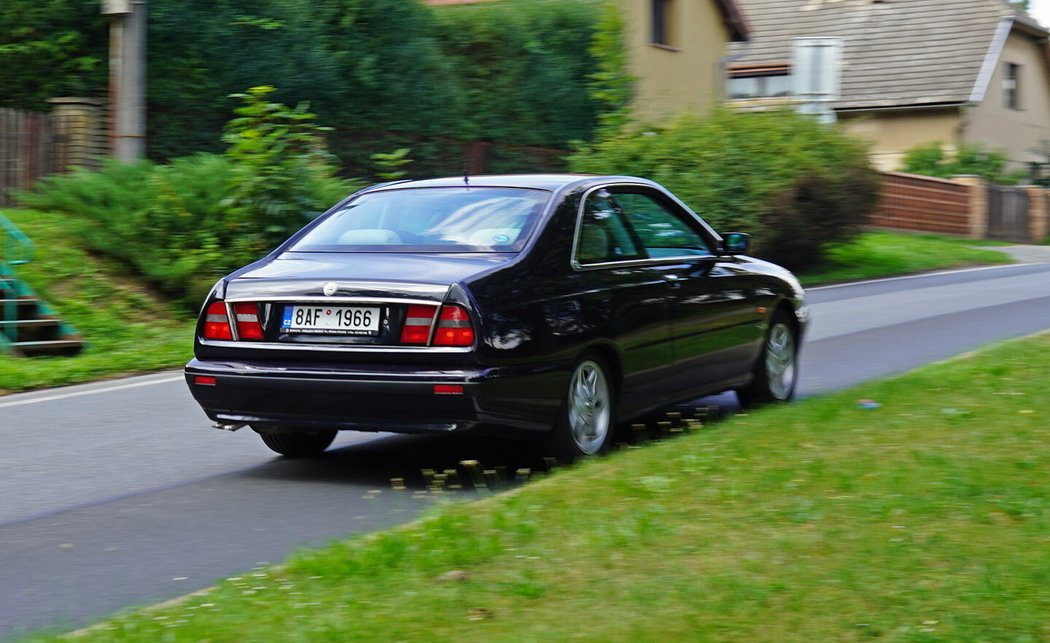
<box><xmin>322</xmin><ymin>282</ymin><xmax>338</xmax><ymax>296</ymax></box>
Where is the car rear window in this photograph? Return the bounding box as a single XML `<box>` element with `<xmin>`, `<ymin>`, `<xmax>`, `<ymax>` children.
<box><xmin>290</xmin><ymin>187</ymin><xmax>551</xmax><ymax>253</ymax></box>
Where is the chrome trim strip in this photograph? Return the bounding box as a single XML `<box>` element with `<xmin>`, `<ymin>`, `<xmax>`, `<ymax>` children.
<box><xmin>223</xmin><ymin>296</ymin><xmax>444</xmax><ymax>306</ymax></box>
<box><xmin>225</xmin><ymin>301</ymin><xmax>239</xmax><ymax>341</ymax></box>
<box><xmin>426</xmin><ymin>304</ymin><xmax>441</xmax><ymax>345</ymax></box>
<box><xmin>573</xmin><ymin>254</ymin><xmax>718</xmax><ymax>271</ymax></box>
<box><xmin>237</xmin><ymin>281</ymin><xmax>449</xmax><ymax>296</ymax></box>
<box><xmin>197</xmin><ymin>339</ymin><xmax>472</xmax><ymax>354</ymax></box>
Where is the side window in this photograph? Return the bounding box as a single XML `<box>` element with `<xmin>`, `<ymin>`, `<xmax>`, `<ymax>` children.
<box><xmin>611</xmin><ymin>192</ymin><xmax>712</xmax><ymax>259</ymax></box>
<box><xmin>576</xmin><ymin>191</ymin><xmax>643</xmax><ymax>265</ymax></box>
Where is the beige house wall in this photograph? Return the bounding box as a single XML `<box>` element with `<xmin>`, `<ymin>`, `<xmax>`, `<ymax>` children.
<box><xmin>838</xmin><ymin>108</ymin><xmax>964</xmax><ymax>172</ymax></box>
<box><xmin>621</xmin><ymin>0</ymin><xmax>731</xmax><ymax>123</ymax></box>
<box><xmin>966</xmin><ymin>31</ymin><xmax>1050</xmax><ymax>169</ymax></box>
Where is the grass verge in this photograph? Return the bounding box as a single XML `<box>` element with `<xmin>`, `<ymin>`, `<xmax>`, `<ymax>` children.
<box><xmin>0</xmin><ymin>209</ymin><xmax>194</xmax><ymax>394</ymax></box>
<box><xmin>46</xmin><ymin>331</ymin><xmax>1050</xmax><ymax>641</ymax></box>
<box><xmin>798</xmin><ymin>230</ymin><xmax>1011</xmax><ymax>285</ymax></box>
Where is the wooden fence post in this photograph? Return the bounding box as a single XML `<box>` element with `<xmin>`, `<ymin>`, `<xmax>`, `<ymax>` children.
<box><xmin>1028</xmin><ymin>187</ymin><xmax>1048</xmax><ymax>243</ymax></box>
<box><xmin>951</xmin><ymin>175</ymin><xmax>987</xmax><ymax>240</ymax></box>
<box><xmin>47</xmin><ymin>97</ymin><xmax>106</xmax><ymax>172</ymax></box>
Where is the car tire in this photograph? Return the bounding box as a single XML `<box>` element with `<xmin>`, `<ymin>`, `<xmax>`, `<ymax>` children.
<box><xmin>546</xmin><ymin>353</ymin><xmax>616</xmax><ymax>461</ymax></box>
<box><xmin>737</xmin><ymin>311</ymin><xmax>798</xmax><ymax>409</ymax></box>
<box><xmin>252</xmin><ymin>427</ymin><xmax>337</xmax><ymax>458</ymax></box>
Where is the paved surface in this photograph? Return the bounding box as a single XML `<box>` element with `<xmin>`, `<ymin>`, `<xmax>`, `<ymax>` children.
<box><xmin>980</xmin><ymin>243</ymin><xmax>1050</xmax><ymax>263</ymax></box>
<box><xmin>3</xmin><ymin>262</ymin><xmax>1050</xmax><ymax>638</ymax></box>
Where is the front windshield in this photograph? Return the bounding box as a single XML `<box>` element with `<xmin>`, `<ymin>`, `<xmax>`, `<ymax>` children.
<box><xmin>290</xmin><ymin>187</ymin><xmax>551</xmax><ymax>253</ymax></box>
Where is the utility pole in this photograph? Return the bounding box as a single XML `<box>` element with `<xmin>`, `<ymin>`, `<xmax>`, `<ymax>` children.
<box><xmin>102</xmin><ymin>0</ymin><xmax>147</xmax><ymax>161</ymax></box>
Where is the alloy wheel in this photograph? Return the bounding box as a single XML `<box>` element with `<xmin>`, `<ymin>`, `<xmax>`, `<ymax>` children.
<box><xmin>765</xmin><ymin>322</ymin><xmax>797</xmax><ymax>400</ymax></box>
<box><xmin>567</xmin><ymin>359</ymin><xmax>612</xmax><ymax>455</ymax></box>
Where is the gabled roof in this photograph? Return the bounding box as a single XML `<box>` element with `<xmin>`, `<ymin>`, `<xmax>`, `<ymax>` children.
<box><xmin>716</xmin><ymin>0</ymin><xmax>751</xmax><ymax>42</ymax></box>
<box><xmin>728</xmin><ymin>0</ymin><xmax>1049</xmax><ymax>110</ymax></box>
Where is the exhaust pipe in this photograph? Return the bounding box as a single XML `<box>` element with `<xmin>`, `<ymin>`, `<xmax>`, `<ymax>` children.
<box><xmin>212</xmin><ymin>421</ymin><xmax>246</xmax><ymax>432</ymax></box>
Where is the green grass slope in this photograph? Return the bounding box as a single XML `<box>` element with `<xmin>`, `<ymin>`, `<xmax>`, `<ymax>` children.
<box><xmin>51</xmin><ymin>331</ymin><xmax>1050</xmax><ymax>642</ymax></box>
<box><xmin>798</xmin><ymin>231</ymin><xmax>1011</xmax><ymax>285</ymax></box>
<box><xmin>0</xmin><ymin>209</ymin><xmax>194</xmax><ymax>394</ymax></box>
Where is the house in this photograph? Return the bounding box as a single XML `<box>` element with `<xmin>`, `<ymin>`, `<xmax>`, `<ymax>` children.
<box><xmin>621</xmin><ymin>0</ymin><xmax>751</xmax><ymax>122</ymax></box>
<box><xmin>726</xmin><ymin>0</ymin><xmax>1050</xmax><ymax>171</ymax></box>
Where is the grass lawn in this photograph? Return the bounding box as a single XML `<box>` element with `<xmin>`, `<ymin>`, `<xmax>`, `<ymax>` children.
<box><xmin>42</xmin><ymin>331</ymin><xmax>1050</xmax><ymax>642</ymax></box>
<box><xmin>798</xmin><ymin>230</ymin><xmax>1011</xmax><ymax>285</ymax></box>
<box><xmin>0</xmin><ymin>209</ymin><xmax>194</xmax><ymax>394</ymax></box>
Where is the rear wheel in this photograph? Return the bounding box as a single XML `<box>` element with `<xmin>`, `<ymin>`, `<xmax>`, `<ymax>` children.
<box><xmin>252</xmin><ymin>427</ymin><xmax>337</xmax><ymax>457</ymax></box>
<box><xmin>546</xmin><ymin>354</ymin><xmax>615</xmax><ymax>461</ymax></box>
<box><xmin>737</xmin><ymin>312</ymin><xmax>798</xmax><ymax>409</ymax></box>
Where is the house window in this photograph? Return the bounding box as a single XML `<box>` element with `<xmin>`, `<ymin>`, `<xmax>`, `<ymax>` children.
<box><xmin>728</xmin><ymin>74</ymin><xmax>792</xmax><ymax>100</ymax></box>
<box><xmin>727</xmin><ymin>64</ymin><xmax>792</xmax><ymax>100</ymax></box>
<box><xmin>1004</xmin><ymin>63</ymin><xmax>1021</xmax><ymax>110</ymax></box>
<box><xmin>651</xmin><ymin>0</ymin><xmax>674</xmax><ymax>46</ymax></box>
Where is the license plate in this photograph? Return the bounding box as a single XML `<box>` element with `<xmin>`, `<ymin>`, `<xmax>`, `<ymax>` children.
<box><xmin>282</xmin><ymin>305</ymin><xmax>381</xmax><ymax>336</ymax></box>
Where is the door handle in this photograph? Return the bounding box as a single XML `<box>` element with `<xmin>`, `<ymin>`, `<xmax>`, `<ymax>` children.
<box><xmin>661</xmin><ymin>274</ymin><xmax>683</xmax><ymax>288</ymax></box>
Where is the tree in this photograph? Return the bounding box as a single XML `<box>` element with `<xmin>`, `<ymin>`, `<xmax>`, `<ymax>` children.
<box><xmin>0</xmin><ymin>0</ymin><xmax>107</xmax><ymax>109</ymax></box>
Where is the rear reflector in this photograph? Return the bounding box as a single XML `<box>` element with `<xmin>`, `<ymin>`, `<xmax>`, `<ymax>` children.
<box><xmin>433</xmin><ymin>384</ymin><xmax>464</xmax><ymax>395</ymax></box>
<box><xmin>203</xmin><ymin>302</ymin><xmax>233</xmax><ymax>340</ymax></box>
<box><xmin>233</xmin><ymin>302</ymin><xmax>264</xmax><ymax>340</ymax></box>
<box><xmin>433</xmin><ymin>305</ymin><xmax>474</xmax><ymax>347</ymax></box>
<box><xmin>400</xmin><ymin>304</ymin><xmax>437</xmax><ymax>345</ymax></box>
<box><xmin>194</xmin><ymin>375</ymin><xmax>217</xmax><ymax>386</ymax></box>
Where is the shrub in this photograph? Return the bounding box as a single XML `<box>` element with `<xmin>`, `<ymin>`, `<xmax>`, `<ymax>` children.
<box><xmin>18</xmin><ymin>89</ymin><xmax>362</xmax><ymax>310</ymax></box>
<box><xmin>221</xmin><ymin>86</ymin><xmax>355</xmax><ymax>254</ymax></box>
<box><xmin>902</xmin><ymin>142</ymin><xmax>1027</xmax><ymax>185</ymax></box>
<box><xmin>569</xmin><ymin>109</ymin><xmax>879</xmax><ymax>270</ymax></box>
<box><xmin>18</xmin><ymin>155</ymin><xmax>238</xmax><ymax>307</ymax></box>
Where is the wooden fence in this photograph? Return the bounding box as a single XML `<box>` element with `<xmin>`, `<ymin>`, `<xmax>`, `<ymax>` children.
<box><xmin>870</xmin><ymin>172</ymin><xmax>972</xmax><ymax>236</ymax></box>
<box><xmin>872</xmin><ymin>172</ymin><xmax>1049</xmax><ymax>243</ymax></box>
<box><xmin>0</xmin><ymin>109</ymin><xmax>53</xmax><ymax>206</ymax></box>
<box><xmin>0</xmin><ymin>100</ymin><xmax>106</xmax><ymax>206</ymax></box>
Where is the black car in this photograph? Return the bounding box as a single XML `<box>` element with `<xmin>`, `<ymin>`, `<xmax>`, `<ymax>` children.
<box><xmin>185</xmin><ymin>174</ymin><xmax>808</xmax><ymax>460</ymax></box>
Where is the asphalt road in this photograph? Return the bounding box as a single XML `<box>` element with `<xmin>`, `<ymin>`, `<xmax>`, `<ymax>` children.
<box><xmin>3</xmin><ymin>261</ymin><xmax>1050</xmax><ymax>638</ymax></box>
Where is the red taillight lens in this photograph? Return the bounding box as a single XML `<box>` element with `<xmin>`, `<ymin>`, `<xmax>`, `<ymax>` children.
<box><xmin>233</xmin><ymin>302</ymin><xmax>264</xmax><ymax>341</ymax></box>
<box><xmin>400</xmin><ymin>304</ymin><xmax>437</xmax><ymax>345</ymax></box>
<box><xmin>433</xmin><ymin>305</ymin><xmax>474</xmax><ymax>347</ymax></box>
<box><xmin>203</xmin><ymin>302</ymin><xmax>233</xmax><ymax>340</ymax></box>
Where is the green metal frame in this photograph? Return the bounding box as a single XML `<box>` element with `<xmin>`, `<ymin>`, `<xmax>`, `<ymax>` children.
<box><xmin>1</xmin><ymin>212</ymin><xmax>35</xmax><ymax>349</ymax></box>
<box><xmin>0</xmin><ymin>212</ymin><xmax>82</xmax><ymax>355</ymax></box>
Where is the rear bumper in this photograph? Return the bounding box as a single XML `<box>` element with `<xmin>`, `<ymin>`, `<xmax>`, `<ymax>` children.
<box><xmin>184</xmin><ymin>358</ymin><xmax>565</xmax><ymax>436</ymax></box>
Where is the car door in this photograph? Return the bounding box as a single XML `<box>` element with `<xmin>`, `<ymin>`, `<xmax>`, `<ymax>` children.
<box><xmin>608</xmin><ymin>187</ymin><xmax>763</xmax><ymax>394</ymax></box>
<box><xmin>569</xmin><ymin>188</ymin><xmax>679</xmax><ymax>413</ymax></box>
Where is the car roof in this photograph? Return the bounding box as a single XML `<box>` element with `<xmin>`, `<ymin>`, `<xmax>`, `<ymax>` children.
<box><xmin>367</xmin><ymin>174</ymin><xmax>657</xmax><ymax>193</ymax></box>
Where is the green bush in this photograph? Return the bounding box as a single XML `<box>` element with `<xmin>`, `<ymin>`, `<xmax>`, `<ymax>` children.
<box><xmin>902</xmin><ymin>142</ymin><xmax>1027</xmax><ymax>185</ymax></box>
<box><xmin>18</xmin><ymin>155</ymin><xmax>237</xmax><ymax>308</ymax></box>
<box><xmin>221</xmin><ymin>86</ymin><xmax>355</xmax><ymax>252</ymax></box>
<box><xmin>569</xmin><ymin>109</ymin><xmax>879</xmax><ymax>270</ymax></box>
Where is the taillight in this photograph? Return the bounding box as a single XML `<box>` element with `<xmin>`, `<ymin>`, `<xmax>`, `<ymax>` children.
<box><xmin>233</xmin><ymin>302</ymin><xmax>264</xmax><ymax>341</ymax></box>
<box><xmin>400</xmin><ymin>304</ymin><xmax>437</xmax><ymax>345</ymax></box>
<box><xmin>433</xmin><ymin>305</ymin><xmax>474</xmax><ymax>347</ymax></box>
<box><xmin>203</xmin><ymin>302</ymin><xmax>233</xmax><ymax>340</ymax></box>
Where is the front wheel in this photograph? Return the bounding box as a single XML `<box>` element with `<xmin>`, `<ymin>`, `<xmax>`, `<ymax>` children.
<box><xmin>545</xmin><ymin>354</ymin><xmax>615</xmax><ymax>461</ymax></box>
<box><xmin>737</xmin><ymin>312</ymin><xmax>798</xmax><ymax>409</ymax></box>
<box><xmin>252</xmin><ymin>427</ymin><xmax>337</xmax><ymax>458</ymax></box>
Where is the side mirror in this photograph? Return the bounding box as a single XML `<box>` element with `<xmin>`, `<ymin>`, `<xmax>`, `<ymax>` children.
<box><xmin>720</xmin><ymin>232</ymin><xmax>750</xmax><ymax>255</ymax></box>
